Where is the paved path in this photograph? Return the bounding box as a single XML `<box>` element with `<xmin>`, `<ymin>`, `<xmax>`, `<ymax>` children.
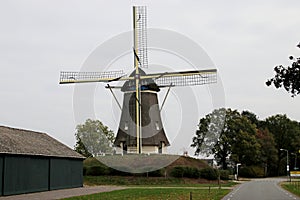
<box><xmin>0</xmin><ymin>186</ymin><xmax>126</xmax><ymax>200</ymax></box>
<box><xmin>222</xmin><ymin>178</ymin><xmax>300</xmax><ymax>200</ymax></box>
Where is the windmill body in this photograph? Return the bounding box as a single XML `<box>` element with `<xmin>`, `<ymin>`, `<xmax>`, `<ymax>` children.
<box><xmin>114</xmin><ymin>68</ymin><xmax>170</xmax><ymax>154</ymax></box>
<box><xmin>59</xmin><ymin>6</ymin><xmax>217</xmax><ymax>155</ymax></box>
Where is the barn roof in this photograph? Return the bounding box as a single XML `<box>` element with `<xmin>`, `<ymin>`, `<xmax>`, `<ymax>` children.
<box><xmin>0</xmin><ymin>126</ymin><xmax>84</xmax><ymax>159</ymax></box>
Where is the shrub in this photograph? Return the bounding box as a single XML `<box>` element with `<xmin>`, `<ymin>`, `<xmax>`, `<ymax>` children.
<box><xmin>148</xmin><ymin>169</ymin><xmax>164</xmax><ymax>177</ymax></box>
<box><xmin>108</xmin><ymin>167</ymin><xmax>132</xmax><ymax>176</ymax></box>
<box><xmin>200</xmin><ymin>167</ymin><xmax>218</xmax><ymax>180</ymax></box>
<box><xmin>170</xmin><ymin>166</ymin><xmax>200</xmax><ymax>179</ymax></box>
<box><xmin>86</xmin><ymin>165</ymin><xmax>110</xmax><ymax>176</ymax></box>
<box><xmin>219</xmin><ymin>170</ymin><xmax>230</xmax><ymax>180</ymax></box>
<box><xmin>170</xmin><ymin>166</ymin><xmax>185</xmax><ymax>178</ymax></box>
<box><xmin>184</xmin><ymin>167</ymin><xmax>200</xmax><ymax>178</ymax></box>
<box><xmin>239</xmin><ymin>166</ymin><xmax>265</xmax><ymax>178</ymax></box>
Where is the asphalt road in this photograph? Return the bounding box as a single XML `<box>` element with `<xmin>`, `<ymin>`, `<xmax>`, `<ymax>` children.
<box><xmin>222</xmin><ymin>178</ymin><xmax>300</xmax><ymax>200</ymax></box>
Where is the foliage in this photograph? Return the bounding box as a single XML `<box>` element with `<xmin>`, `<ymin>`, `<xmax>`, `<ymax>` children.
<box><xmin>74</xmin><ymin>119</ymin><xmax>115</xmax><ymax>156</ymax></box>
<box><xmin>266</xmin><ymin>42</ymin><xmax>300</xmax><ymax>97</ymax></box>
<box><xmin>199</xmin><ymin>167</ymin><xmax>219</xmax><ymax>180</ymax></box>
<box><xmin>191</xmin><ymin>108</ymin><xmax>226</xmax><ymax>156</ymax></box>
<box><xmin>166</xmin><ymin>166</ymin><xmax>201</xmax><ymax>179</ymax></box>
<box><xmin>219</xmin><ymin>170</ymin><xmax>230</xmax><ymax>180</ymax></box>
<box><xmin>170</xmin><ymin>166</ymin><xmax>185</xmax><ymax>178</ymax></box>
<box><xmin>86</xmin><ymin>165</ymin><xmax>110</xmax><ymax>176</ymax></box>
<box><xmin>191</xmin><ymin>108</ymin><xmax>261</xmax><ymax>169</ymax></box>
<box><xmin>74</xmin><ymin>138</ymin><xmax>92</xmax><ymax>158</ymax></box>
<box><xmin>147</xmin><ymin>169</ymin><xmax>164</xmax><ymax>177</ymax></box>
<box><xmin>191</xmin><ymin>108</ymin><xmax>300</xmax><ymax>176</ymax></box>
<box><xmin>255</xmin><ymin>129</ymin><xmax>278</xmax><ymax>176</ymax></box>
<box><xmin>263</xmin><ymin>114</ymin><xmax>300</xmax><ymax>175</ymax></box>
<box><xmin>239</xmin><ymin>166</ymin><xmax>265</xmax><ymax>178</ymax></box>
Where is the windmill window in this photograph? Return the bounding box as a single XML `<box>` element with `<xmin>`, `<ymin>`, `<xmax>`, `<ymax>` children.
<box><xmin>155</xmin><ymin>122</ymin><xmax>159</xmax><ymax>131</ymax></box>
<box><xmin>124</xmin><ymin>122</ymin><xmax>128</xmax><ymax>131</ymax></box>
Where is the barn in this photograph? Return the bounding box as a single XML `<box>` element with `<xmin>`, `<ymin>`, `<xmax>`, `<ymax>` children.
<box><xmin>0</xmin><ymin>126</ymin><xmax>85</xmax><ymax>196</ymax></box>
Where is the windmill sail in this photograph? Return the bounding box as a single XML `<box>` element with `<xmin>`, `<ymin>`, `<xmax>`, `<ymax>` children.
<box><xmin>59</xmin><ymin>70</ymin><xmax>130</xmax><ymax>84</ymax></box>
<box><xmin>141</xmin><ymin>69</ymin><xmax>217</xmax><ymax>87</ymax></box>
<box><xmin>133</xmin><ymin>6</ymin><xmax>148</xmax><ymax>68</ymax></box>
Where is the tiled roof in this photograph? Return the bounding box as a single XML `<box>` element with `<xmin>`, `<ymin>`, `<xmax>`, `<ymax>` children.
<box><xmin>0</xmin><ymin>126</ymin><xmax>84</xmax><ymax>159</ymax></box>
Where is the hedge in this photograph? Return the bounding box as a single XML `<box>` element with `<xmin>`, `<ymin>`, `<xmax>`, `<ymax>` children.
<box><xmin>199</xmin><ymin>167</ymin><xmax>219</xmax><ymax>180</ymax></box>
<box><xmin>239</xmin><ymin>166</ymin><xmax>265</xmax><ymax>178</ymax></box>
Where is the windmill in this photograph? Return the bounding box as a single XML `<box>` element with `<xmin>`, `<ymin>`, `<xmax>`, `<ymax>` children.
<box><xmin>60</xmin><ymin>6</ymin><xmax>217</xmax><ymax>155</ymax></box>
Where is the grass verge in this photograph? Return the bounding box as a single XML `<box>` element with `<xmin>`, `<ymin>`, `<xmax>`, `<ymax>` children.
<box><xmin>281</xmin><ymin>181</ymin><xmax>300</xmax><ymax>197</ymax></box>
<box><xmin>84</xmin><ymin>176</ymin><xmax>237</xmax><ymax>187</ymax></box>
<box><xmin>62</xmin><ymin>188</ymin><xmax>230</xmax><ymax>200</ymax></box>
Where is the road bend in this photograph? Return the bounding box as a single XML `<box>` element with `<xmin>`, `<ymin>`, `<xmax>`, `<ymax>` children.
<box><xmin>222</xmin><ymin>178</ymin><xmax>300</xmax><ymax>200</ymax></box>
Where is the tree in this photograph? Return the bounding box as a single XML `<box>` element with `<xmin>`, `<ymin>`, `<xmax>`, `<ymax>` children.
<box><xmin>74</xmin><ymin>119</ymin><xmax>115</xmax><ymax>156</ymax></box>
<box><xmin>191</xmin><ymin>108</ymin><xmax>261</xmax><ymax>169</ymax></box>
<box><xmin>226</xmin><ymin>114</ymin><xmax>261</xmax><ymax>166</ymax></box>
<box><xmin>263</xmin><ymin>114</ymin><xmax>300</xmax><ymax>175</ymax></box>
<box><xmin>74</xmin><ymin>137</ymin><xmax>92</xmax><ymax>157</ymax></box>
<box><xmin>191</xmin><ymin>108</ymin><xmax>226</xmax><ymax>156</ymax></box>
<box><xmin>241</xmin><ymin>110</ymin><xmax>259</xmax><ymax>127</ymax></box>
<box><xmin>255</xmin><ymin>129</ymin><xmax>278</xmax><ymax>176</ymax></box>
<box><xmin>266</xmin><ymin>42</ymin><xmax>300</xmax><ymax>97</ymax></box>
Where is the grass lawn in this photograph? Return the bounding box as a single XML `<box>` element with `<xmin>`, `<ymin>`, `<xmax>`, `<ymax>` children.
<box><xmin>62</xmin><ymin>187</ymin><xmax>230</xmax><ymax>200</ymax></box>
<box><xmin>84</xmin><ymin>176</ymin><xmax>237</xmax><ymax>188</ymax></box>
<box><xmin>281</xmin><ymin>181</ymin><xmax>300</xmax><ymax>197</ymax></box>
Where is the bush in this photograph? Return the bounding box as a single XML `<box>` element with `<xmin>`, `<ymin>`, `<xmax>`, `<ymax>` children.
<box><xmin>200</xmin><ymin>167</ymin><xmax>218</xmax><ymax>180</ymax></box>
<box><xmin>184</xmin><ymin>167</ymin><xmax>200</xmax><ymax>178</ymax></box>
<box><xmin>86</xmin><ymin>165</ymin><xmax>110</xmax><ymax>176</ymax></box>
<box><xmin>170</xmin><ymin>166</ymin><xmax>185</xmax><ymax>178</ymax></box>
<box><xmin>108</xmin><ymin>167</ymin><xmax>132</xmax><ymax>176</ymax></box>
<box><xmin>148</xmin><ymin>169</ymin><xmax>164</xmax><ymax>177</ymax></box>
<box><xmin>219</xmin><ymin>170</ymin><xmax>230</xmax><ymax>180</ymax></box>
<box><xmin>170</xmin><ymin>166</ymin><xmax>200</xmax><ymax>179</ymax></box>
<box><xmin>239</xmin><ymin>166</ymin><xmax>265</xmax><ymax>178</ymax></box>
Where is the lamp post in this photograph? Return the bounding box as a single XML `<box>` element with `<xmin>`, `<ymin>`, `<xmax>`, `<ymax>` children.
<box><xmin>280</xmin><ymin>148</ymin><xmax>289</xmax><ymax>181</ymax></box>
<box><xmin>236</xmin><ymin>163</ymin><xmax>241</xmax><ymax>181</ymax></box>
<box><xmin>291</xmin><ymin>153</ymin><xmax>298</xmax><ymax>170</ymax></box>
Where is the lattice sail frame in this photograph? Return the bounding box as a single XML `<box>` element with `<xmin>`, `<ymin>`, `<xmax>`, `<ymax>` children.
<box><xmin>59</xmin><ymin>69</ymin><xmax>217</xmax><ymax>87</ymax></box>
<box><xmin>134</xmin><ymin>6</ymin><xmax>148</xmax><ymax>69</ymax></box>
<box><xmin>59</xmin><ymin>70</ymin><xmax>128</xmax><ymax>84</ymax></box>
<box><xmin>145</xmin><ymin>69</ymin><xmax>217</xmax><ymax>87</ymax></box>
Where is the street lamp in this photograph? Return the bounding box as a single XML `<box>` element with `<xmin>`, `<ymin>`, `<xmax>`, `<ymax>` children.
<box><xmin>236</xmin><ymin>163</ymin><xmax>241</xmax><ymax>181</ymax></box>
<box><xmin>280</xmin><ymin>148</ymin><xmax>289</xmax><ymax>181</ymax></box>
<box><xmin>291</xmin><ymin>153</ymin><xmax>298</xmax><ymax>170</ymax></box>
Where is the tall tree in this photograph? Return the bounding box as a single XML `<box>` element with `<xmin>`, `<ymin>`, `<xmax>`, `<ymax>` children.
<box><xmin>74</xmin><ymin>119</ymin><xmax>115</xmax><ymax>156</ymax></box>
<box><xmin>241</xmin><ymin>110</ymin><xmax>259</xmax><ymax>127</ymax></box>
<box><xmin>266</xmin><ymin>42</ymin><xmax>300</xmax><ymax>97</ymax></box>
<box><xmin>74</xmin><ymin>137</ymin><xmax>92</xmax><ymax>158</ymax></box>
<box><xmin>191</xmin><ymin>108</ymin><xmax>226</xmax><ymax>156</ymax></box>
<box><xmin>256</xmin><ymin>129</ymin><xmax>278</xmax><ymax>176</ymax></box>
<box><xmin>191</xmin><ymin>108</ymin><xmax>261</xmax><ymax>169</ymax></box>
<box><xmin>263</xmin><ymin>114</ymin><xmax>300</xmax><ymax>175</ymax></box>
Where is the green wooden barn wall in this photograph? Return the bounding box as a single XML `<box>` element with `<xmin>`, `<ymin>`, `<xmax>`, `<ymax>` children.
<box><xmin>0</xmin><ymin>156</ymin><xmax>3</xmax><ymax>196</ymax></box>
<box><xmin>3</xmin><ymin>156</ymin><xmax>49</xmax><ymax>196</ymax></box>
<box><xmin>0</xmin><ymin>154</ymin><xmax>83</xmax><ymax>196</ymax></box>
<box><xmin>50</xmin><ymin>158</ymin><xmax>83</xmax><ymax>190</ymax></box>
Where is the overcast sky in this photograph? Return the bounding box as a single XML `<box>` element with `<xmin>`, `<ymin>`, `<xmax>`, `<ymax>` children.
<box><xmin>1</xmin><ymin>0</ymin><xmax>300</xmax><ymax>156</ymax></box>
